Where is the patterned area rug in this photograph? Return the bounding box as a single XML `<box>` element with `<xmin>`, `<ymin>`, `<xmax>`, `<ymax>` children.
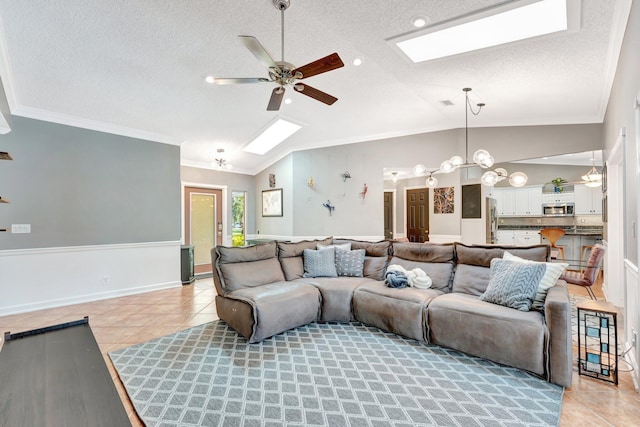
<box><xmin>110</xmin><ymin>321</ymin><xmax>563</xmax><ymax>427</ymax></box>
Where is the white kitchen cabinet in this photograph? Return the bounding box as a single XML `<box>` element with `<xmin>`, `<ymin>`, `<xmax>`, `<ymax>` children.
<box><xmin>514</xmin><ymin>187</ymin><xmax>542</xmax><ymax>216</ymax></box>
<box><xmin>495</xmin><ymin>186</ymin><xmax>541</xmax><ymax>216</ymax></box>
<box><xmin>541</xmin><ymin>192</ymin><xmax>575</xmax><ymax>204</ymax></box>
<box><xmin>513</xmin><ymin>230</ymin><xmax>541</xmax><ymax>246</ymax></box>
<box><xmin>494</xmin><ymin>188</ymin><xmax>516</xmax><ymax>216</ymax></box>
<box><xmin>574</xmin><ymin>184</ymin><xmax>603</xmax><ymax>215</ymax></box>
<box><xmin>496</xmin><ymin>230</ymin><xmax>515</xmax><ymax>245</ymax></box>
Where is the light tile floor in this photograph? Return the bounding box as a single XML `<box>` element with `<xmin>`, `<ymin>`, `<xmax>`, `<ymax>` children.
<box><xmin>1</xmin><ymin>277</ymin><xmax>639</xmax><ymax>426</ymax></box>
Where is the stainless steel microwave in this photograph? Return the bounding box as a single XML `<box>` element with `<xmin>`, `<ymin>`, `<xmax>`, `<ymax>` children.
<box><xmin>542</xmin><ymin>203</ymin><xmax>575</xmax><ymax>217</ymax></box>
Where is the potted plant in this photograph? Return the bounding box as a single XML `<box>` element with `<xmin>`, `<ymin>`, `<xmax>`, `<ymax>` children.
<box><xmin>549</xmin><ymin>177</ymin><xmax>567</xmax><ymax>192</ymax></box>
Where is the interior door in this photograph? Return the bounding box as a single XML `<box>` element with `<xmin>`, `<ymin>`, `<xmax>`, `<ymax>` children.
<box><xmin>184</xmin><ymin>187</ymin><xmax>223</xmax><ymax>275</ymax></box>
<box><xmin>406</xmin><ymin>188</ymin><xmax>429</xmax><ymax>242</ymax></box>
<box><xmin>383</xmin><ymin>191</ymin><xmax>393</xmax><ymax>240</ymax></box>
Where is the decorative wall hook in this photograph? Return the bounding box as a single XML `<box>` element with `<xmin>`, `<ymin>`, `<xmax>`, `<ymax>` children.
<box><xmin>323</xmin><ymin>200</ymin><xmax>335</xmax><ymax>216</ymax></box>
<box><xmin>360</xmin><ymin>183</ymin><xmax>368</xmax><ymax>199</ymax></box>
<box><xmin>341</xmin><ymin>171</ymin><xmax>351</xmax><ymax>182</ymax></box>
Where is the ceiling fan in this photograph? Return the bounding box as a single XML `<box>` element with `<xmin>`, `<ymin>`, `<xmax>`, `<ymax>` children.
<box><xmin>212</xmin><ymin>0</ymin><xmax>344</xmax><ymax>111</ymax></box>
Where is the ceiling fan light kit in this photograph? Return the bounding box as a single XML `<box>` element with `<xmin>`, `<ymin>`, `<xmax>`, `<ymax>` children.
<box><xmin>212</xmin><ymin>0</ymin><xmax>344</xmax><ymax>112</ymax></box>
<box><xmin>415</xmin><ymin>88</ymin><xmax>528</xmax><ymax>189</ymax></box>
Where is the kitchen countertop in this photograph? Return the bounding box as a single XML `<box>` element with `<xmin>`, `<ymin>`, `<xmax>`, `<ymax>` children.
<box><xmin>497</xmin><ymin>226</ymin><xmax>603</xmax><ymax>236</ymax></box>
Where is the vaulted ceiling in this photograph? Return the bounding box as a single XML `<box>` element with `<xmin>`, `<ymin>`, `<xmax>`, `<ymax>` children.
<box><xmin>0</xmin><ymin>0</ymin><xmax>631</xmax><ymax>174</ymax></box>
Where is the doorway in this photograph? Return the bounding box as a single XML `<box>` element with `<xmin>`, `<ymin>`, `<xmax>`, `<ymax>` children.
<box><xmin>406</xmin><ymin>188</ymin><xmax>429</xmax><ymax>242</ymax></box>
<box><xmin>232</xmin><ymin>191</ymin><xmax>246</xmax><ymax>246</ymax></box>
<box><xmin>184</xmin><ymin>186</ymin><xmax>223</xmax><ymax>275</ymax></box>
<box><xmin>383</xmin><ymin>191</ymin><xmax>394</xmax><ymax>240</ymax></box>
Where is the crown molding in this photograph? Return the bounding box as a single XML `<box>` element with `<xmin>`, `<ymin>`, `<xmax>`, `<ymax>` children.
<box><xmin>12</xmin><ymin>105</ymin><xmax>181</xmax><ymax>145</ymax></box>
<box><xmin>597</xmin><ymin>0</ymin><xmax>633</xmax><ymax>119</ymax></box>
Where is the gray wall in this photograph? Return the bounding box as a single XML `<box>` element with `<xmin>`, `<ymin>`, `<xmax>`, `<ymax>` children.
<box><xmin>603</xmin><ymin>0</ymin><xmax>640</xmax><ymax>265</ymax></box>
<box><xmin>0</xmin><ymin>117</ymin><xmax>181</xmax><ymax>249</ymax></box>
<box><xmin>180</xmin><ymin>166</ymin><xmax>257</xmax><ymax>236</ymax></box>
<box><xmin>255</xmin><ymin>154</ymin><xmax>294</xmax><ymax>237</ymax></box>
<box><xmin>253</xmin><ymin>124</ymin><xmax>602</xmax><ymax>239</ymax></box>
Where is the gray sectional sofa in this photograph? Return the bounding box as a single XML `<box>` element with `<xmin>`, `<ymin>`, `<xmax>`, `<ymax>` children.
<box><xmin>211</xmin><ymin>238</ymin><xmax>573</xmax><ymax>387</ymax></box>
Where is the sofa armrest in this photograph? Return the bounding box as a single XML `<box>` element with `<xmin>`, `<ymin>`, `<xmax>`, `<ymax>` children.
<box><xmin>544</xmin><ymin>280</ymin><xmax>572</xmax><ymax>387</ymax></box>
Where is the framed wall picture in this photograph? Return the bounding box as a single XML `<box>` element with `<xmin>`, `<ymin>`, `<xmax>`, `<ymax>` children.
<box><xmin>262</xmin><ymin>188</ymin><xmax>283</xmax><ymax>217</ymax></box>
<box><xmin>434</xmin><ymin>187</ymin><xmax>455</xmax><ymax>214</ymax></box>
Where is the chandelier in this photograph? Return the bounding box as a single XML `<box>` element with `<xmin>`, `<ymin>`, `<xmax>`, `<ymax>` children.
<box><xmin>213</xmin><ymin>148</ymin><xmax>232</xmax><ymax>170</ymax></box>
<box><xmin>413</xmin><ymin>88</ymin><xmax>527</xmax><ymax>188</ymax></box>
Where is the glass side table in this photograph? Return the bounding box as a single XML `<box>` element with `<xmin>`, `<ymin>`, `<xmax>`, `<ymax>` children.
<box><xmin>577</xmin><ymin>300</ymin><xmax>618</xmax><ymax>385</ymax></box>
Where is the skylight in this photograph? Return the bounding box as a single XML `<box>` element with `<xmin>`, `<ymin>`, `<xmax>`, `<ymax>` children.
<box><xmin>394</xmin><ymin>0</ymin><xmax>568</xmax><ymax>63</ymax></box>
<box><xmin>243</xmin><ymin>118</ymin><xmax>302</xmax><ymax>155</ymax></box>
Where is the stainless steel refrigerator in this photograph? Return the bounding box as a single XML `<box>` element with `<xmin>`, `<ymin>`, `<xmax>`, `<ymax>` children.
<box><xmin>486</xmin><ymin>197</ymin><xmax>498</xmax><ymax>244</ymax></box>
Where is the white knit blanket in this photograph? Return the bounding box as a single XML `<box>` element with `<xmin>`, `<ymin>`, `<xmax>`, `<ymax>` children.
<box><xmin>386</xmin><ymin>264</ymin><xmax>432</xmax><ymax>289</ymax></box>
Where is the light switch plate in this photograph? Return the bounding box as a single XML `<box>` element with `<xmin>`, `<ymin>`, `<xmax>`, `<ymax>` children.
<box><xmin>11</xmin><ymin>224</ymin><xmax>31</xmax><ymax>233</ymax></box>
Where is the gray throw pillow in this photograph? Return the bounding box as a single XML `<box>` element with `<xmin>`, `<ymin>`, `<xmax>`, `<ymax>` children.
<box><xmin>335</xmin><ymin>248</ymin><xmax>365</xmax><ymax>277</ymax></box>
<box><xmin>303</xmin><ymin>247</ymin><xmax>337</xmax><ymax>278</ymax></box>
<box><xmin>480</xmin><ymin>258</ymin><xmax>546</xmax><ymax>311</ymax></box>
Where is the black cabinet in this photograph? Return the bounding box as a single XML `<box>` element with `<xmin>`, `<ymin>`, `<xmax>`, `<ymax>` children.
<box><xmin>180</xmin><ymin>245</ymin><xmax>195</xmax><ymax>285</ymax></box>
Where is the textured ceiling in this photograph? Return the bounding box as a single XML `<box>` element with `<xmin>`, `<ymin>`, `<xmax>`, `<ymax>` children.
<box><xmin>0</xmin><ymin>0</ymin><xmax>630</xmax><ymax>174</ymax></box>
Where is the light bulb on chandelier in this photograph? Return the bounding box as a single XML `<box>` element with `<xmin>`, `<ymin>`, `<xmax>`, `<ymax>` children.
<box><xmin>425</xmin><ymin>174</ymin><xmax>438</xmax><ymax>188</ymax></box>
<box><xmin>412</xmin><ymin>88</ymin><xmax>527</xmax><ymax>187</ymax></box>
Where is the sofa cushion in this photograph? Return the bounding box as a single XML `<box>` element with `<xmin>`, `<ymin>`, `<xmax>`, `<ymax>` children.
<box><xmin>452</xmin><ymin>243</ymin><xmax>550</xmax><ymax>295</ymax></box>
<box><xmin>479</xmin><ymin>258</ymin><xmax>546</xmax><ymax>311</ymax></box>
<box><xmin>333</xmin><ymin>239</ymin><xmax>391</xmax><ymax>280</ymax></box>
<box><xmin>335</xmin><ymin>248</ymin><xmax>365</xmax><ymax>277</ymax></box>
<box><xmin>224</xmin><ymin>282</ymin><xmax>321</xmax><ymax>343</ymax></box>
<box><xmin>388</xmin><ymin>242</ymin><xmax>455</xmax><ymax>291</ymax></box>
<box><xmin>216</xmin><ymin>242</ymin><xmax>285</xmax><ymax>293</ymax></box>
<box><xmin>353</xmin><ymin>281</ymin><xmax>445</xmax><ymax>342</ymax></box>
<box><xmin>504</xmin><ymin>251</ymin><xmax>569</xmax><ymax>311</ymax></box>
<box><xmin>427</xmin><ymin>293</ymin><xmax>547</xmax><ymax>376</ymax></box>
<box><xmin>295</xmin><ymin>277</ymin><xmax>375</xmax><ymax>322</ymax></box>
<box><xmin>303</xmin><ymin>247</ymin><xmax>338</xmax><ymax>278</ymax></box>
<box><xmin>277</xmin><ymin>237</ymin><xmax>332</xmax><ymax>281</ymax></box>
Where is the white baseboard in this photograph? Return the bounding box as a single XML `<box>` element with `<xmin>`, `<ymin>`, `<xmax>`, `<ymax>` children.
<box><xmin>428</xmin><ymin>235</ymin><xmax>461</xmax><ymax>244</ymax></box>
<box><xmin>624</xmin><ymin>259</ymin><xmax>639</xmax><ymax>392</ymax></box>
<box><xmin>0</xmin><ymin>241</ymin><xmax>182</xmax><ymax>316</ymax></box>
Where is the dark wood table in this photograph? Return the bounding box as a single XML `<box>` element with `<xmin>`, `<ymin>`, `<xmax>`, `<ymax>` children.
<box><xmin>0</xmin><ymin>318</ymin><xmax>131</xmax><ymax>426</ymax></box>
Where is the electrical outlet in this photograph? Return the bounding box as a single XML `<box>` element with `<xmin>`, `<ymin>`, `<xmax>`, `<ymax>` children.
<box><xmin>11</xmin><ymin>224</ymin><xmax>31</xmax><ymax>234</ymax></box>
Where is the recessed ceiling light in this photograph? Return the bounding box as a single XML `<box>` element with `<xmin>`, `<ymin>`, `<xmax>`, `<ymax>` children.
<box><xmin>243</xmin><ymin>118</ymin><xmax>302</xmax><ymax>155</ymax></box>
<box><xmin>412</xmin><ymin>16</ymin><xmax>428</xmax><ymax>28</ymax></box>
<box><xmin>352</xmin><ymin>57</ymin><xmax>363</xmax><ymax>66</ymax></box>
<box><xmin>204</xmin><ymin>75</ymin><xmax>215</xmax><ymax>84</ymax></box>
<box><xmin>393</xmin><ymin>0</ymin><xmax>569</xmax><ymax>63</ymax></box>
<box><xmin>284</xmin><ymin>98</ymin><xmax>292</xmax><ymax>104</ymax></box>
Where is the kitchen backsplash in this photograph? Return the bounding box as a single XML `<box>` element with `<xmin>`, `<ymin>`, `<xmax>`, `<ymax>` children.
<box><xmin>497</xmin><ymin>215</ymin><xmax>603</xmax><ymax>229</ymax></box>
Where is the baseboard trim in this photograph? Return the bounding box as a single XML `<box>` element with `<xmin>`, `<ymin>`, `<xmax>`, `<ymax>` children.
<box><xmin>0</xmin><ymin>241</ymin><xmax>182</xmax><ymax>317</ymax></box>
<box><xmin>0</xmin><ymin>281</ymin><xmax>181</xmax><ymax>317</ymax></box>
<box><xmin>428</xmin><ymin>234</ymin><xmax>462</xmax><ymax>244</ymax></box>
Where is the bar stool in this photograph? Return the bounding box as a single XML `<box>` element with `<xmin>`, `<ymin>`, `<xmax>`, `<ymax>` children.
<box><xmin>560</xmin><ymin>244</ymin><xmax>605</xmax><ymax>300</ymax></box>
<box><xmin>539</xmin><ymin>228</ymin><xmax>566</xmax><ymax>262</ymax></box>
<box><xmin>581</xmin><ymin>245</ymin><xmax>593</xmax><ymax>273</ymax></box>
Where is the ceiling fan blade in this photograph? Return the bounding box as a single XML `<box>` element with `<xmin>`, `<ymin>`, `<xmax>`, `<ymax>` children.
<box><xmin>267</xmin><ymin>87</ymin><xmax>285</xmax><ymax>111</ymax></box>
<box><xmin>239</xmin><ymin>35</ymin><xmax>278</xmax><ymax>69</ymax></box>
<box><xmin>294</xmin><ymin>83</ymin><xmax>338</xmax><ymax>106</ymax></box>
<box><xmin>213</xmin><ymin>77</ymin><xmax>270</xmax><ymax>85</ymax></box>
<box><xmin>293</xmin><ymin>53</ymin><xmax>344</xmax><ymax>79</ymax></box>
